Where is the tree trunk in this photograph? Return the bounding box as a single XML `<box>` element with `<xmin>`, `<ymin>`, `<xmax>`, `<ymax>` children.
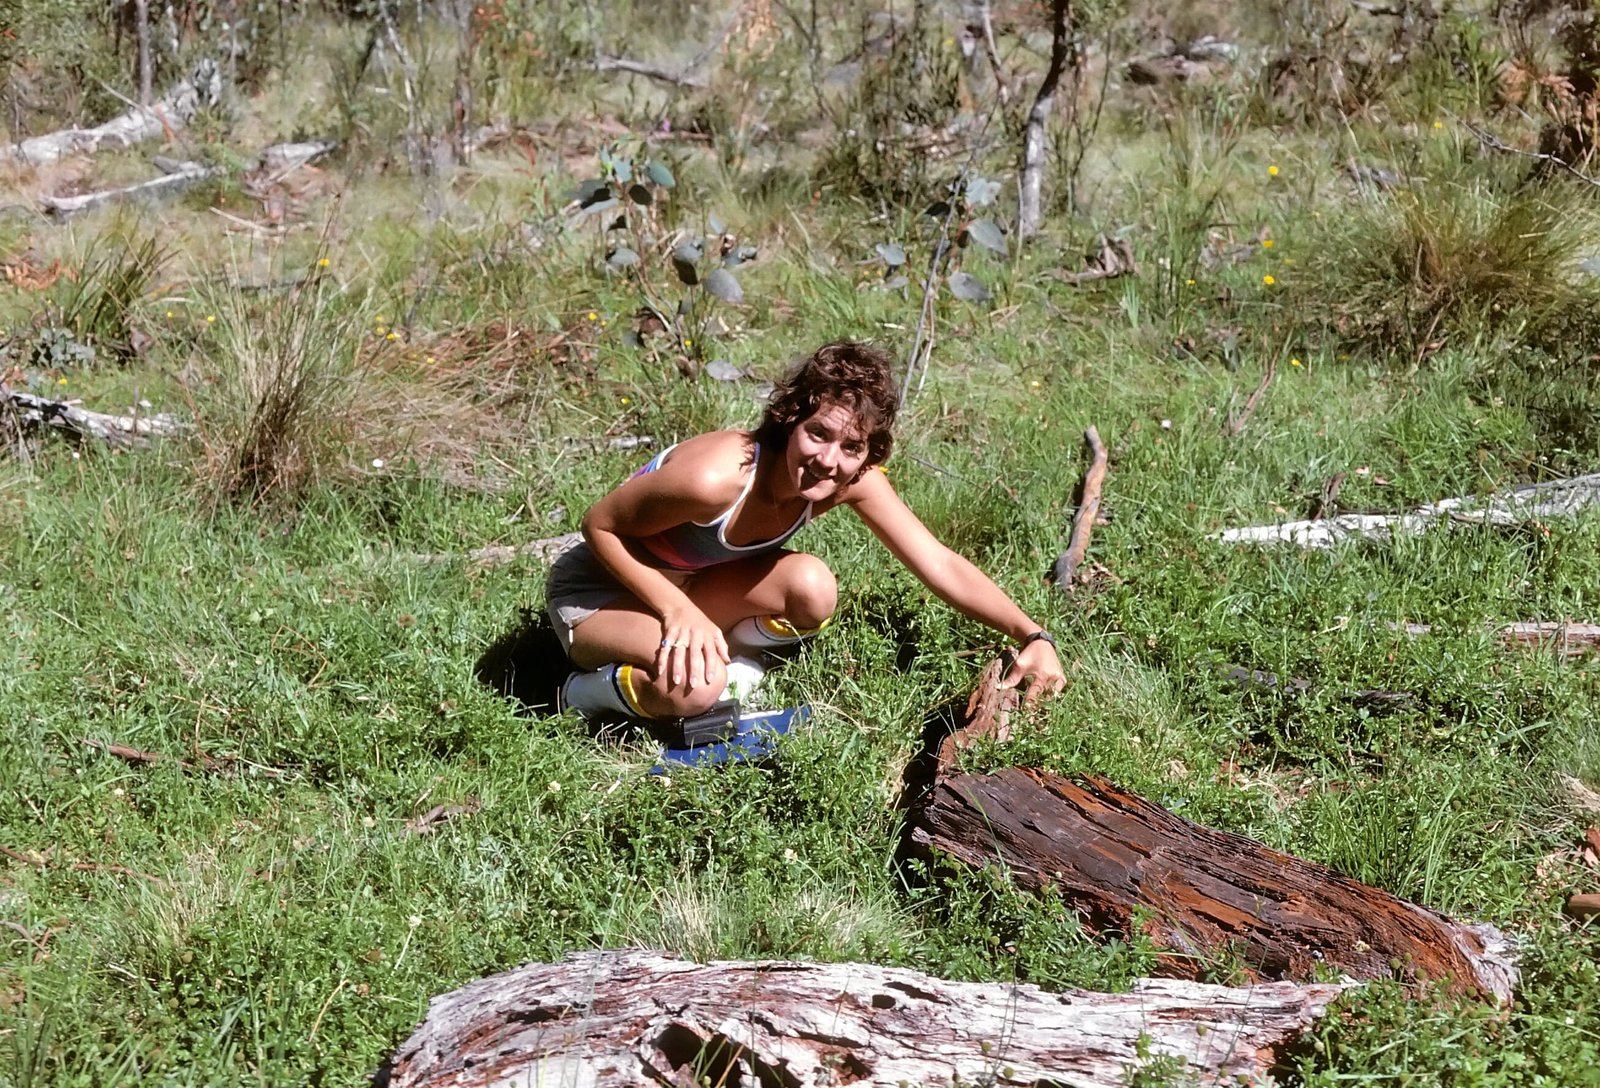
<box><xmin>1018</xmin><ymin>0</ymin><xmax>1072</xmax><ymax>239</ymax></box>
<box><xmin>909</xmin><ymin>767</ymin><xmax>1518</xmax><ymax>1003</ymax></box>
<box><xmin>135</xmin><ymin>0</ymin><xmax>153</xmax><ymax>105</ymax></box>
<box><xmin>384</xmin><ymin>950</ymin><xmax>1351</xmax><ymax>1088</ymax></box>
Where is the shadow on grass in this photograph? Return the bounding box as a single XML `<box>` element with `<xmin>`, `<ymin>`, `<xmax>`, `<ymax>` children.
<box><xmin>474</xmin><ymin>605</ymin><xmax>569</xmax><ymax>715</ymax></box>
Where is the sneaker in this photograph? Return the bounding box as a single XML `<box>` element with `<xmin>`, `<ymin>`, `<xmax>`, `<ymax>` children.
<box><xmin>720</xmin><ymin>655</ymin><xmax>768</xmax><ymax>703</ymax></box>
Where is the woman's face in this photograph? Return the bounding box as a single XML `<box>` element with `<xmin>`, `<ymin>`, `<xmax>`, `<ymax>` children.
<box><xmin>784</xmin><ymin>401</ymin><xmax>871</xmax><ymax>503</ymax></box>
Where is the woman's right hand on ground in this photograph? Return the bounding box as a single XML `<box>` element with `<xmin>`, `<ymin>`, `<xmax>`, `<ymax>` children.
<box><xmin>656</xmin><ymin>605</ymin><xmax>731</xmax><ymax>693</ymax></box>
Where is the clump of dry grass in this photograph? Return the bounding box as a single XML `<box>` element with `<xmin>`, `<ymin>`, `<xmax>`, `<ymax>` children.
<box><xmin>186</xmin><ymin>266</ymin><xmax>369</xmax><ymax>501</ymax></box>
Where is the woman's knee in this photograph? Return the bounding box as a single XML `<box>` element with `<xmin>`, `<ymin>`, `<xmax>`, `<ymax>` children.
<box><xmin>638</xmin><ymin>659</ymin><xmax>729</xmax><ymax>717</ymax></box>
<box><xmin>780</xmin><ymin>553</ymin><xmax>837</xmax><ymax>628</ymax></box>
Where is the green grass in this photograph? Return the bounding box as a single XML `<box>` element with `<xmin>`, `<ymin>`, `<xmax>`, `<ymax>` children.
<box><xmin>5</xmin><ymin>2</ymin><xmax>1600</xmax><ymax>1084</ymax></box>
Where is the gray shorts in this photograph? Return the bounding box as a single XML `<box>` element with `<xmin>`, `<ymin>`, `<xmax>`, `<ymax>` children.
<box><xmin>544</xmin><ymin>541</ymin><xmax>694</xmax><ymax>653</ymax></box>
<box><xmin>544</xmin><ymin>541</ymin><xmax>624</xmax><ymax>653</ymax></box>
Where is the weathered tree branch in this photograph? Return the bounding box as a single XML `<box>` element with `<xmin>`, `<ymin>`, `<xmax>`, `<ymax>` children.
<box><xmin>2</xmin><ymin>385</ymin><xmax>185</xmax><ymax>445</ymax></box>
<box><xmin>0</xmin><ymin>59</ymin><xmax>220</xmax><ymax>167</ymax></box>
<box><xmin>1052</xmin><ymin>424</ymin><xmax>1107</xmax><ymax>587</ymax></box>
<box><xmin>40</xmin><ymin>160</ymin><xmax>222</xmax><ymax>217</ymax></box>
<box><xmin>1216</xmin><ymin>472</ymin><xmax>1600</xmax><ymax>548</ymax></box>
<box><xmin>384</xmin><ymin>950</ymin><xmax>1351</xmax><ymax>1088</ymax></box>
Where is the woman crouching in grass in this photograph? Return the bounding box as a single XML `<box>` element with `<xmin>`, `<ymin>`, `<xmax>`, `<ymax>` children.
<box><xmin>549</xmin><ymin>339</ymin><xmax>1066</xmax><ymax>721</ymax></box>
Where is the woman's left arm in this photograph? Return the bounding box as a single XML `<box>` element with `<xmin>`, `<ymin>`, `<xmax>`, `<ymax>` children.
<box><xmin>845</xmin><ymin>468</ymin><xmax>1067</xmax><ymax>698</ymax></box>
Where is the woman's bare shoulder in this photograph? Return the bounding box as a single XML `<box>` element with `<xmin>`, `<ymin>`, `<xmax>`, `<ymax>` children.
<box><xmin>650</xmin><ymin>430</ymin><xmax>754</xmax><ymax>499</ymax></box>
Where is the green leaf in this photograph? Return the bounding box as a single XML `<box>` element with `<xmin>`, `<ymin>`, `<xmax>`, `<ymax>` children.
<box><xmin>875</xmin><ymin>242</ymin><xmax>906</xmax><ymax>267</ymax></box>
<box><xmin>965</xmin><ymin>176</ymin><xmax>1001</xmax><ymax>208</ymax></box>
<box><xmin>882</xmin><ymin>274</ymin><xmax>909</xmax><ymax>291</ymax></box>
<box><xmin>628</xmin><ymin>183</ymin><xmax>653</xmax><ymax>206</ymax></box>
<box><xmin>573</xmin><ymin>179</ymin><xmax>610</xmax><ymax>205</ymax></box>
<box><xmin>705</xmin><ymin>359</ymin><xmax>747</xmax><ymax>382</ymax></box>
<box><xmin>705</xmin><ymin>267</ymin><xmax>744</xmax><ymax>304</ymax></box>
<box><xmin>646</xmin><ymin>160</ymin><xmax>676</xmax><ymax>189</ymax></box>
<box><xmin>612</xmin><ymin>158</ymin><xmax>633</xmax><ymax>185</ymax></box>
<box><xmin>579</xmin><ymin>197</ymin><xmax>619</xmax><ymax>217</ymax></box>
<box><xmin>924</xmin><ymin>200</ymin><xmax>951</xmax><ymax>218</ymax></box>
<box><xmin>606</xmin><ymin>246</ymin><xmax>639</xmax><ymax>271</ymax></box>
<box><xmin>672</xmin><ymin>241</ymin><xmax>702</xmax><ymax>286</ymax></box>
<box><xmin>965</xmin><ymin>218</ymin><xmax>1007</xmax><ymax>255</ymax></box>
<box><xmin>948</xmin><ymin>271</ymin><xmax>992</xmax><ymax>301</ymax></box>
<box><xmin>723</xmin><ymin>244</ymin><xmax>759</xmax><ymax>268</ymax></box>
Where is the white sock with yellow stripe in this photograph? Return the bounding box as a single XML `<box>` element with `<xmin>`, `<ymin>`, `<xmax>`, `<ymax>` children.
<box><xmin>728</xmin><ymin>615</ymin><xmax>829</xmax><ymax>658</ymax></box>
<box><xmin>561</xmin><ymin>663</ymin><xmax>648</xmax><ymax>718</ymax></box>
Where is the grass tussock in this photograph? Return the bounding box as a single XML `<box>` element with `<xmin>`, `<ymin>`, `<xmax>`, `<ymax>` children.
<box><xmin>186</xmin><ymin>266</ymin><xmax>372</xmax><ymax>501</ymax></box>
<box><xmin>1306</xmin><ymin>174</ymin><xmax>1600</xmax><ymax>358</ymax></box>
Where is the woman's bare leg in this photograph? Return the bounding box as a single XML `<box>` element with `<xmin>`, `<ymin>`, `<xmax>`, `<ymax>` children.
<box><xmin>565</xmin><ymin>551</ymin><xmax>836</xmax><ymax>718</ymax></box>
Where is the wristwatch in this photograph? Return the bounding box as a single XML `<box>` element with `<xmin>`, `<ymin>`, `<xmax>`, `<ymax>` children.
<box><xmin>1016</xmin><ymin>630</ymin><xmax>1056</xmax><ymax>652</ymax></box>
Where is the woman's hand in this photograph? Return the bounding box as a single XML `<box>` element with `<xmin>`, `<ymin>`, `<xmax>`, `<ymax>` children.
<box><xmin>1000</xmin><ymin>637</ymin><xmax>1068</xmax><ymax>702</ymax></box>
<box><xmin>656</xmin><ymin>605</ymin><xmax>731</xmax><ymax>694</ymax></box>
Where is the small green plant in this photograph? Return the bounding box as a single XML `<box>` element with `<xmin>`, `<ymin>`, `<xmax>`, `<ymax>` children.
<box><xmin>51</xmin><ymin>230</ymin><xmax>170</xmax><ymax>365</ymax></box>
<box><xmin>575</xmin><ymin>143</ymin><xmax>757</xmax><ymax>363</ymax></box>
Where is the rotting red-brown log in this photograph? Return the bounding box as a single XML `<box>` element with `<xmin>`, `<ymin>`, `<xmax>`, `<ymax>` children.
<box><xmin>384</xmin><ymin>949</ymin><xmax>1351</xmax><ymax>1088</ymax></box>
<box><xmin>1051</xmin><ymin>425</ymin><xmax>1108</xmax><ymax>589</ymax></box>
<box><xmin>909</xmin><ymin>767</ymin><xmax>1519</xmax><ymax>1003</ymax></box>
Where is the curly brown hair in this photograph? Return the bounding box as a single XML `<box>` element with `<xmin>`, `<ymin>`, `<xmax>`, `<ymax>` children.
<box><xmin>752</xmin><ymin>340</ymin><xmax>899</xmax><ymax>470</ymax></box>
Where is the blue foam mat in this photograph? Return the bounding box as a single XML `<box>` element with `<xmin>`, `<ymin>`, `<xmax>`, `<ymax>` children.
<box><xmin>651</xmin><ymin>706</ymin><xmax>810</xmax><ymax>772</ymax></box>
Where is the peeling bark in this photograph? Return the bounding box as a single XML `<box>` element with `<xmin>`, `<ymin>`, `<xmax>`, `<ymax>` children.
<box><xmin>385</xmin><ymin>950</ymin><xmax>1351</xmax><ymax>1088</ymax></box>
<box><xmin>910</xmin><ymin>767</ymin><xmax>1519</xmax><ymax>1004</ymax></box>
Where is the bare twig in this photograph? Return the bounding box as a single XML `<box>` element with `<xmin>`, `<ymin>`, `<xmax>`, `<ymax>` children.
<box><xmin>1225</xmin><ymin>337</ymin><xmax>1286</xmax><ymax>436</ymax></box>
<box><xmin>2</xmin><ymin>384</ymin><xmax>185</xmax><ymax>445</ymax></box>
<box><xmin>1461</xmin><ymin>120</ymin><xmax>1600</xmax><ymax>189</ymax></box>
<box><xmin>1052</xmin><ymin>425</ymin><xmax>1108</xmax><ymax>588</ymax></box>
<box><xmin>401</xmin><ymin>796</ymin><xmax>482</xmax><ymax>837</ymax></box>
<box><xmin>592</xmin><ymin>6</ymin><xmax>742</xmax><ymax>89</ymax></box>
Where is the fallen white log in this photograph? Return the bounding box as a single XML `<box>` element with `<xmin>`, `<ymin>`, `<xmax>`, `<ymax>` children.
<box><xmin>1</xmin><ymin>386</ymin><xmax>185</xmax><ymax>445</ymax></box>
<box><xmin>40</xmin><ymin>161</ymin><xmax>223</xmax><ymax>217</ymax></box>
<box><xmin>385</xmin><ymin>950</ymin><xmax>1352</xmax><ymax>1088</ymax></box>
<box><xmin>257</xmin><ymin>139</ymin><xmax>337</xmax><ymax>172</ymax></box>
<box><xmin>1217</xmin><ymin>472</ymin><xmax>1600</xmax><ymax>548</ymax></box>
<box><xmin>1</xmin><ymin>60</ymin><xmax>221</xmax><ymax>168</ymax></box>
<box><xmin>1397</xmin><ymin>620</ymin><xmax>1600</xmax><ymax>656</ymax></box>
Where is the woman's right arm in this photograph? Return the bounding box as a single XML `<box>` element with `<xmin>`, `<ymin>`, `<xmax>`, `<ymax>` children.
<box><xmin>580</xmin><ymin>434</ymin><xmax>742</xmax><ymax>689</ymax></box>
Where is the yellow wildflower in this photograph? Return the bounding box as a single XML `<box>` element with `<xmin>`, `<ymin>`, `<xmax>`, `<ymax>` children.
<box><xmin>1262</xmin><ymin>239</ymin><xmax>1274</xmax><ymax>248</ymax></box>
<box><xmin>386</xmin><ymin>332</ymin><xmax>398</xmax><ymax>341</ymax></box>
<box><xmin>318</xmin><ymin>257</ymin><xmax>331</xmax><ymax>268</ymax></box>
<box><xmin>586</xmin><ymin>311</ymin><xmax>598</xmax><ymax>321</ymax></box>
<box><xmin>1291</xmin><ymin>358</ymin><xmax>1303</xmax><ymax>367</ymax></box>
<box><xmin>1263</xmin><ymin>275</ymin><xmax>1276</xmax><ymax>285</ymax></box>
<box><xmin>57</xmin><ymin>377</ymin><xmax>68</xmax><ymax>385</ymax></box>
<box><xmin>1268</xmin><ymin>164</ymin><xmax>1279</xmax><ymax>176</ymax></box>
<box><xmin>1186</xmin><ymin>278</ymin><xmax>1196</xmax><ymax>285</ymax></box>
<box><xmin>620</xmin><ymin>396</ymin><xmax>632</xmax><ymax>406</ymax></box>
<box><xmin>1433</xmin><ymin>120</ymin><xmax>1443</xmax><ymax>130</ymax></box>
<box><xmin>205</xmin><ymin>314</ymin><xmax>216</xmax><ymax>323</ymax></box>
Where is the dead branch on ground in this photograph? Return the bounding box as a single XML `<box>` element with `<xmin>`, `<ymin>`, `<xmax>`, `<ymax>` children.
<box><xmin>2</xmin><ymin>385</ymin><xmax>185</xmax><ymax>446</ymax></box>
<box><xmin>1051</xmin><ymin>424</ymin><xmax>1107</xmax><ymax>588</ymax></box>
<box><xmin>1217</xmin><ymin>472</ymin><xmax>1600</xmax><ymax>548</ymax></box>
<box><xmin>41</xmin><ymin>161</ymin><xmax>223</xmax><ymax>217</ymax></box>
<box><xmin>0</xmin><ymin>59</ymin><xmax>220</xmax><ymax>167</ymax></box>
